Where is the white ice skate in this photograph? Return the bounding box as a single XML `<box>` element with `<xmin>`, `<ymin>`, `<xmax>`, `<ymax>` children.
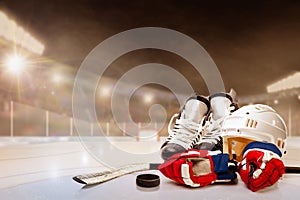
<box><xmin>160</xmin><ymin>95</ymin><xmax>210</xmax><ymax>161</ymax></box>
<box><xmin>195</xmin><ymin>89</ymin><xmax>238</xmax><ymax>152</ymax></box>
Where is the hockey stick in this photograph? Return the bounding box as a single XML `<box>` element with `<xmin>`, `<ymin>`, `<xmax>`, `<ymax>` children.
<box><xmin>73</xmin><ymin>164</ymin><xmax>300</xmax><ymax>185</ymax></box>
<box><xmin>285</xmin><ymin>166</ymin><xmax>300</xmax><ymax>174</ymax></box>
<box><xmin>73</xmin><ymin>163</ymin><xmax>160</xmax><ymax>185</ymax></box>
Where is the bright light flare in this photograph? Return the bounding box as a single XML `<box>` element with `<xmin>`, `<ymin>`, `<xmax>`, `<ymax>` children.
<box><xmin>5</xmin><ymin>55</ymin><xmax>26</xmax><ymax>74</ymax></box>
<box><xmin>99</xmin><ymin>86</ymin><xmax>111</xmax><ymax>97</ymax></box>
<box><xmin>52</xmin><ymin>73</ymin><xmax>63</xmax><ymax>83</ymax></box>
<box><xmin>144</xmin><ymin>93</ymin><xmax>153</xmax><ymax>104</ymax></box>
<box><xmin>0</xmin><ymin>10</ymin><xmax>45</xmax><ymax>55</ymax></box>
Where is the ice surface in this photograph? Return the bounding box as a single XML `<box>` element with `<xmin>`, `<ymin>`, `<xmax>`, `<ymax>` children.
<box><xmin>0</xmin><ymin>136</ymin><xmax>299</xmax><ymax>199</ymax></box>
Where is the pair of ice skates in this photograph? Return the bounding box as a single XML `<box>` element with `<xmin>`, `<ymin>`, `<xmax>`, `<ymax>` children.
<box><xmin>161</xmin><ymin>89</ymin><xmax>238</xmax><ymax>161</ymax></box>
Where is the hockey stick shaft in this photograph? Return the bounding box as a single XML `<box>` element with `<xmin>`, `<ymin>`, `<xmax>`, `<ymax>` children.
<box><xmin>73</xmin><ymin>163</ymin><xmax>160</xmax><ymax>185</ymax></box>
<box><xmin>285</xmin><ymin>166</ymin><xmax>300</xmax><ymax>173</ymax></box>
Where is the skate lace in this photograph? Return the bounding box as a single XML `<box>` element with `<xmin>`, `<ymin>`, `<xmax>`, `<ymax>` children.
<box><xmin>205</xmin><ymin>116</ymin><xmax>224</xmax><ymax>135</ymax></box>
<box><xmin>167</xmin><ymin>113</ymin><xmax>203</xmax><ymax>148</ymax></box>
<box><xmin>203</xmin><ymin>105</ymin><xmax>236</xmax><ymax>136</ymax></box>
<box><xmin>200</xmin><ymin>106</ymin><xmax>235</xmax><ymax>148</ymax></box>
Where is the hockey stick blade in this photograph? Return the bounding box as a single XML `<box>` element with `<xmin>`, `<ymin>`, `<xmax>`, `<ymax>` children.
<box><xmin>73</xmin><ymin>163</ymin><xmax>160</xmax><ymax>185</ymax></box>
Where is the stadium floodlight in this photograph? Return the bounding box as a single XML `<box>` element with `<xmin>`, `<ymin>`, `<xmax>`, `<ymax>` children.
<box><xmin>52</xmin><ymin>73</ymin><xmax>63</xmax><ymax>84</ymax></box>
<box><xmin>5</xmin><ymin>54</ymin><xmax>26</xmax><ymax>74</ymax></box>
<box><xmin>0</xmin><ymin>10</ymin><xmax>44</xmax><ymax>55</ymax></box>
<box><xmin>144</xmin><ymin>93</ymin><xmax>153</xmax><ymax>104</ymax></box>
<box><xmin>99</xmin><ymin>86</ymin><xmax>111</xmax><ymax>97</ymax></box>
<box><xmin>267</xmin><ymin>72</ymin><xmax>300</xmax><ymax>93</ymax></box>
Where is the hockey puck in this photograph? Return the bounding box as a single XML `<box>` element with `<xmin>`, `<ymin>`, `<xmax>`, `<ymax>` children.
<box><xmin>136</xmin><ymin>174</ymin><xmax>160</xmax><ymax>188</ymax></box>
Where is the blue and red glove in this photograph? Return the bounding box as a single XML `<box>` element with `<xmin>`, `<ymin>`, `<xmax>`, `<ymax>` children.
<box><xmin>158</xmin><ymin>149</ymin><xmax>237</xmax><ymax>187</ymax></box>
<box><xmin>238</xmin><ymin>141</ymin><xmax>285</xmax><ymax>192</ymax></box>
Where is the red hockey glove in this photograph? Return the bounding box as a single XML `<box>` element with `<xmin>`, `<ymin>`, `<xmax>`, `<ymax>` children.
<box><xmin>158</xmin><ymin>149</ymin><xmax>237</xmax><ymax>187</ymax></box>
<box><xmin>238</xmin><ymin>141</ymin><xmax>285</xmax><ymax>192</ymax></box>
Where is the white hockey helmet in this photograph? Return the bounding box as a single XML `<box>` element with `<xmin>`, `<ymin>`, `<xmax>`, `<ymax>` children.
<box><xmin>222</xmin><ymin>104</ymin><xmax>287</xmax><ymax>161</ymax></box>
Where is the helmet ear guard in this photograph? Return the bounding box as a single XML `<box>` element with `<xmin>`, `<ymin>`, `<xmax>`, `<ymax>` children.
<box><xmin>223</xmin><ymin>136</ymin><xmax>256</xmax><ymax>161</ymax></box>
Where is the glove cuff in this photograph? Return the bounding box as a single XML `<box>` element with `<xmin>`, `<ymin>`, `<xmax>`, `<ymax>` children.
<box><xmin>243</xmin><ymin>141</ymin><xmax>282</xmax><ymax>157</ymax></box>
<box><xmin>212</xmin><ymin>154</ymin><xmax>237</xmax><ymax>182</ymax></box>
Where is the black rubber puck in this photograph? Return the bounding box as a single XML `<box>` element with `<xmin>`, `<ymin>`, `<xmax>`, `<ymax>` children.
<box><xmin>136</xmin><ymin>174</ymin><xmax>160</xmax><ymax>188</ymax></box>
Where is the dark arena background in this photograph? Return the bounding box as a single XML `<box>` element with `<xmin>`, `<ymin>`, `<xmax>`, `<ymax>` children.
<box><xmin>0</xmin><ymin>0</ymin><xmax>299</xmax><ymax>199</ymax></box>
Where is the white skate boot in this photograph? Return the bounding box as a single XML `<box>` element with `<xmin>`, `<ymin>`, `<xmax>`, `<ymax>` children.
<box><xmin>194</xmin><ymin>89</ymin><xmax>238</xmax><ymax>152</ymax></box>
<box><xmin>160</xmin><ymin>95</ymin><xmax>210</xmax><ymax>161</ymax></box>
